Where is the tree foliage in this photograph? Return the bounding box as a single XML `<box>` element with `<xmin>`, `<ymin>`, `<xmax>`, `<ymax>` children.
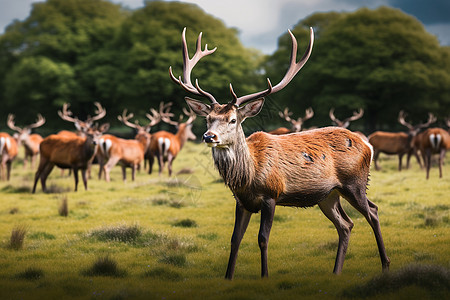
<box><xmin>0</xmin><ymin>3</ymin><xmax>448</xmax><ymax>134</ymax></box>
<box><xmin>264</xmin><ymin>7</ymin><xmax>450</xmax><ymax>132</ymax></box>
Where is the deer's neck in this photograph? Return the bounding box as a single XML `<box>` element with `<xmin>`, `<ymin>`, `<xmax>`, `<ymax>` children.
<box><xmin>175</xmin><ymin>125</ymin><xmax>189</xmax><ymax>149</ymax></box>
<box><xmin>211</xmin><ymin>128</ymin><xmax>255</xmax><ymax>191</ymax></box>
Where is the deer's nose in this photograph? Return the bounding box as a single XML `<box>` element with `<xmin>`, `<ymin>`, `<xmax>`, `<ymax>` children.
<box><xmin>203</xmin><ymin>132</ymin><xmax>217</xmax><ymax>143</ymax></box>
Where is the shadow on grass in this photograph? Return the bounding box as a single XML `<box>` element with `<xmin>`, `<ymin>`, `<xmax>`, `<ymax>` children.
<box><xmin>341</xmin><ymin>264</ymin><xmax>450</xmax><ymax>298</ymax></box>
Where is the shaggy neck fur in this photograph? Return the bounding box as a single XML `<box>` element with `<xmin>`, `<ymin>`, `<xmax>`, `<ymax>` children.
<box><xmin>211</xmin><ymin>126</ymin><xmax>255</xmax><ymax>191</ymax></box>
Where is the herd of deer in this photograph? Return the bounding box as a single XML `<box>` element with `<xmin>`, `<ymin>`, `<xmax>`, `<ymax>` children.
<box><xmin>0</xmin><ymin>27</ymin><xmax>449</xmax><ymax>280</ymax></box>
<box><xmin>0</xmin><ymin>101</ymin><xmax>197</xmax><ymax>191</ymax></box>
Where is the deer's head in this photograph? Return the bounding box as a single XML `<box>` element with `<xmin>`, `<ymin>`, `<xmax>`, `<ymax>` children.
<box><xmin>169</xmin><ymin>28</ymin><xmax>314</xmax><ymax>148</ymax></box>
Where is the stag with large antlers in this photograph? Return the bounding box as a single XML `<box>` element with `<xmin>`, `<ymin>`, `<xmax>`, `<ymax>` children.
<box><xmin>269</xmin><ymin>107</ymin><xmax>314</xmax><ymax>135</ymax></box>
<box><xmin>368</xmin><ymin>111</ymin><xmax>436</xmax><ymax>171</ymax></box>
<box><xmin>97</xmin><ymin>109</ymin><xmax>160</xmax><ymax>182</ymax></box>
<box><xmin>32</xmin><ymin>123</ymin><xmax>108</xmax><ymax>193</ymax></box>
<box><xmin>169</xmin><ymin>28</ymin><xmax>389</xmax><ymax>279</ymax></box>
<box><xmin>58</xmin><ymin>102</ymin><xmax>106</xmax><ymax>136</ymax></box>
<box><xmin>148</xmin><ymin>102</ymin><xmax>196</xmax><ymax>176</ymax></box>
<box><xmin>7</xmin><ymin>114</ymin><xmax>45</xmax><ymax>169</ymax></box>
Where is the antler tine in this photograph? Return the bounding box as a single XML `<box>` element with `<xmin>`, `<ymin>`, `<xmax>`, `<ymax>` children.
<box><xmin>416</xmin><ymin>112</ymin><xmax>437</xmax><ymax>129</ymax></box>
<box><xmin>27</xmin><ymin>114</ymin><xmax>46</xmax><ymax>129</ymax></box>
<box><xmin>160</xmin><ymin>102</ymin><xmax>179</xmax><ymax>126</ymax></box>
<box><xmin>7</xmin><ymin>114</ymin><xmax>22</xmax><ymax>132</ymax></box>
<box><xmin>90</xmin><ymin>102</ymin><xmax>106</xmax><ymax>122</ymax></box>
<box><xmin>398</xmin><ymin>110</ymin><xmax>414</xmax><ymax>130</ymax></box>
<box><xmin>183</xmin><ymin>107</ymin><xmax>197</xmax><ymax>124</ymax></box>
<box><xmin>169</xmin><ymin>28</ymin><xmax>218</xmax><ymax>104</ymax></box>
<box><xmin>279</xmin><ymin>108</ymin><xmax>293</xmax><ymax>123</ymax></box>
<box><xmin>234</xmin><ymin>27</ymin><xmax>314</xmax><ymax>106</ymax></box>
<box><xmin>58</xmin><ymin>103</ymin><xmax>79</xmax><ymax>123</ymax></box>
<box><xmin>146</xmin><ymin>108</ymin><xmax>161</xmax><ymax>127</ymax></box>
<box><xmin>346</xmin><ymin>108</ymin><xmax>364</xmax><ymax>122</ymax></box>
<box><xmin>118</xmin><ymin>109</ymin><xmax>139</xmax><ymax>129</ymax></box>
<box><xmin>301</xmin><ymin>107</ymin><xmax>314</xmax><ymax>122</ymax></box>
<box><xmin>329</xmin><ymin>108</ymin><xmax>338</xmax><ymax>123</ymax></box>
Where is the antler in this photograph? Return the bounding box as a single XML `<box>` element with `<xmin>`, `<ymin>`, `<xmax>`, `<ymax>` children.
<box><xmin>278</xmin><ymin>108</ymin><xmax>293</xmax><ymax>123</ymax></box>
<box><xmin>302</xmin><ymin>107</ymin><xmax>314</xmax><ymax>122</ymax></box>
<box><xmin>230</xmin><ymin>28</ymin><xmax>314</xmax><ymax>106</ymax></box>
<box><xmin>58</xmin><ymin>103</ymin><xmax>79</xmax><ymax>123</ymax></box>
<box><xmin>28</xmin><ymin>114</ymin><xmax>46</xmax><ymax>129</ymax></box>
<box><xmin>118</xmin><ymin>109</ymin><xmax>139</xmax><ymax>129</ymax></box>
<box><xmin>330</xmin><ymin>108</ymin><xmax>363</xmax><ymax>128</ymax></box>
<box><xmin>6</xmin><ymin>114</ymin><xmax>22</xmax><ymax>132</ymax></box>
<box><xmin>182</xmin><ymin>107</ymin><xmax>197</xmax><ymax>125</ymax></box>
<box><xmin>418</xmin><ymin>112</ymin><xmax>437</xmax><ymax>129</ymax></box>
<box><xmin>398</xmin><ymin>110</ymin><xmax>414</xmax><ymax>130</ymax></box>
<box><xmin>146</xmin><ymin>108</ymin><xmax>161</xmax><ymax>127</ymax></box>
<box><xmin>345</xmin><ymin>108</ymin><xmax>364</xmax><ymax>123</ymax></box>
<box><xmin>169</xmin><ymin>28</ymin><xmax>218</xmax><ymax>104</ymax></box>
<box><xmin>86</xmin><ymin>102</ymin><xmax>106</xmax><ymax>124</ymax></box>
<box><xmin>160</xmin><ymin>102</ymin><xmax>181</xmax><ymax>126</ymax></box>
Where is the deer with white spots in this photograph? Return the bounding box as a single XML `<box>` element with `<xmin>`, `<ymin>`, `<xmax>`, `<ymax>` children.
<box><xmin>169</xmin><ymin>27</ymin><xmax>390</xmax><ymax>279</ymax></box>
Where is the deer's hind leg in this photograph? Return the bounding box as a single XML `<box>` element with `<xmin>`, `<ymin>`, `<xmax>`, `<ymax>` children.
<box><xmin>318</xmin><ymin>191</ymin><xmax>354</xmax><ymax>274</ymax></box>
<box><xmin>340</xmin><ymin>185</ymin><xmax>390</xmax><ymax>272</ymax></box>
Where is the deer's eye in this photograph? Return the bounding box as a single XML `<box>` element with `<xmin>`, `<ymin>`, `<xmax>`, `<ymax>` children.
<box><xmin>230</xmin><ymin>119</ymin><xmax>237</xmax><ymax>124</ymax></box>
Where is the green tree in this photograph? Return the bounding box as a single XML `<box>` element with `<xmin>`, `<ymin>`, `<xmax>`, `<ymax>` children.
<box><xmin>265</xmin><ymin>7</ymin><xmax>450</xmax><ymax>133</ymax></box>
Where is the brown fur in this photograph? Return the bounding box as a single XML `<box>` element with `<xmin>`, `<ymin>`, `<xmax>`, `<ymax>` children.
<box><xmin>97</xmin><ymin>134</ymin><xmax>146</xmax><ymax>182</ymax></box>
<box><xmin>0</xmin><ymin>133</ymin><xmax>18</xmax><ymax>180</ymax></box>
<box><xmin>418</xmin><ymin>128</ymin><xmax>450</xmax><ymax>179</ymax></box>
<box><xmin>368</xmin><ymin>131</ymin><xmax>413</xmax><ymax>170</ymax></box>
<box><xmin>32</xmin><ymin>128</ymin><xmax>104</xmax><ymax>193</ymax></box>
<box><xmin>148</xmin><ymin>123</ymin><xmax>196</xmax><ymax>176</ymax></box>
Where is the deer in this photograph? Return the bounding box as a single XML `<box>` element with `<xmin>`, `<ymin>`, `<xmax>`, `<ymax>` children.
<box><xmin>97</xmin><ymin>109</ymin><xmax>160</xmax><ymax>182</ymax></box>
<box><xmin>118</xmin><ymin>105</ymin><xmax>162</xmax><ymax>172</ymax></box>
<box><xmin>0</xmin><ymin>132</ymin><xmax>18</xmax><ymax>181</ymax></box>
<box><xmin>7</xmin><ymin>113</ymin><xmax>45</xmax><ymax>169</ymax></box>
<box><xmin>269</xmin><ymin>107</ymin><xmax>314</xmax><ymax>135</ymax></box>
<box><xmin>57</xmin><ymin>102</ymin><xmax>108</xmax><ymax>177</ymax></box>
<box><xmin>148</xmin><ymin>102</ymin><xmax>197</xmax><ymax>176</ymax></box>
<box><xmin>57</xmin><ymin>102</ymin><xmax>106</xmax><ymax>137</ymax></box>
<box><xmin>368</xmin><ymin>111</ymin><xmax>436</xmax><ymax>171</ymax></box>
<box><xmin>169</xmin><ymin>27</ymin><xmax>390</xmax><ymax>279</ymax></box>
<box><xmin>417</xmin><ymin>127</ymin><xmax>450</xmax><ymax>179</ymax></box>
<box><xmin>32</xmin><ymin>122</ymin><xmax>108</xmax><ymax>193</ymax></box>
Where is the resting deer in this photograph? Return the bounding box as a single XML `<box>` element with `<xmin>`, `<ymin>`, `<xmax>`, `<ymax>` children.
<box><xmin>269</xmin><ymin>107</ymin><xmax>314</xmax><ymax>135</ymax></box>
<box><xmin>148</xmin><ymin>103</ymin><xmax>196</xmax><ymax>176</ymax></box>
<box><xmin>7</xmin><ymin>114</ymin><xmax>45</xmax><ymax>169</ymax></box>
<box><xmin>368</xmin><ymin>111</ymin><xmax>436</xmax><ymax>170</ymax></box>
<box><xmin>169</xmin><ymin>28</ymin><xmax>390</xmax><ymax>279</ymax></box>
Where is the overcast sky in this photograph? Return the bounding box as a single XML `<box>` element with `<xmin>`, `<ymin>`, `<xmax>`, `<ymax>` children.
<box><xmin>1</xmin><ymin>0</ymin><xmax>449</xmax><ymax>54</ymax></box>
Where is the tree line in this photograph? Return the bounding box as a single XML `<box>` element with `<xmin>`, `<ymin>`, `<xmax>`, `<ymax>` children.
<box><xmin>0</xmin><ymin>0</ymin><xmax>449</xmax><ymax>136</ymax></box>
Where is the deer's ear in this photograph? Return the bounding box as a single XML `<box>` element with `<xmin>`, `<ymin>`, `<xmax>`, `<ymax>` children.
<box><xmin>185</xmin><ymin>97</ymin><xmax>211</xmax><ymax>116</ymax></box>
<box><xmin>238</xmin><ymin>98</ymin><xmax>264</xmax><ymax>118</ymax></box>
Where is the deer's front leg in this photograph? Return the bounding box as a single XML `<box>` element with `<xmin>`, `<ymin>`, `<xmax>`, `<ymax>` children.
<box><xmin>259</xmin><ymin>198</ymin><xmax>276</xmax><ymax>278</ymax></box>
<box><xmin>225</xmin><ymin>201</ymin><xmax>252</xmax><ymax>280</ymax></box>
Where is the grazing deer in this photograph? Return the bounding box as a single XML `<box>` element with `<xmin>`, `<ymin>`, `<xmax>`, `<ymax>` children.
<box><xmin>368</xmin><ymin>111</ymin><xmax>436</xmax><ymax>171</ymax></box>
<box><xmin>0</xmin><ymin>132</ymin><xmax>18</xmax><ymax>180</ymax></box>
<box><xmin>97</xmin><ymin>109</ymin><xmax>160</xmax><ymax>182</ymax></box>
<box><xmin>418</xmin><ymin>127</ymin><xmax>450</xmax><ymax>179</ymax></box>
<box><xmin>169</xmin><ymin>27</ymin><xmax>390</xmax><ymax>279</ymax></box>
<box><xmin>7</xmin><ymin>114</ymin><xmax>45</xmax><ymax>169</ymax></box>
<box><xmin>269</xmin><ymin>107</ymin><xmax>314</xmax><ymax>135</ymax></box>
<box><xmin>148</xmin><ymin>103</ymin><xmax>197</xmax><ymax>176</ymax></box>
<box><xmin>32</xmin><ymin>122</ymin><xmax>108</xmax><ymax>193</ymax></box>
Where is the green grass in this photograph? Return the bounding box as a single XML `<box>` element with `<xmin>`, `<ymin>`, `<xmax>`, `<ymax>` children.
<box><xmin>0</xmin><ymin>143</ymin><xmax>449</xmax><ymax>299</ymax></box>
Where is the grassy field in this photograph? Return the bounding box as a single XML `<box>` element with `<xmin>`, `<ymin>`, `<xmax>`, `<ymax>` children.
<box><xmin>0</xmin><ymin>142</ymin><xmax>449</xmax><ymax>300</ymax></box>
